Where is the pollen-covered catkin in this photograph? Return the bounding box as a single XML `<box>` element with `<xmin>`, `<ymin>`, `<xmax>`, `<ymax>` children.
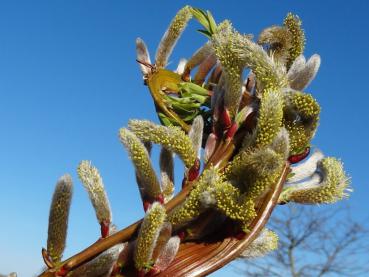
<box><xmin>134</xmin><ymin>203</ymin><xmax>167</xmax><ymax>271</ymax></box>
<box><xmin>168</xmin><ymin>168</ymin><xmax>221</xmax><ymax>226</ymax></box>
<box><xmin>284</xmin><ymin>13</ymin><xmax>305</xmax><ymax>69</ymax></box>
<box><xmin>226</xmin><ymin>147</ymin><xmax>285</xmax><ymax>201</ymax></box>
<box><xmin>258</xmin><ymin>26</ymin><xmax>292</xmax><ymax>64</ymax></box>
<box><xmin>255</xmin><ymin>90</ymin><xmax>284</xmax><ymax>147</ymax></box>
<box><xmin>119</xmin><ymin>128</ymin><xmax>162</xmax><ymax>200</ymax></box>
<box><xmin>213</xmin><ymin>181</ymin><xmax>256</xmax><ymax>231</ymax></box>
<box><xmin>280</xmin><ymin>157</ymin><xmax>350</xmax><ymax>204</ymax></box>
<box><xmin>283</xmin><ymin>91</ymin><xmax>320</xmax><ymax>154</ymax></box>
<box><xmin>77</xmin><ymin>161</ymin><xmax>112</xmax><ymax>225</ymax></box>
<box><xmin>47</xmin><ymin>175</ymin><xmax>73</xmax><ymax>263</ymax></box>
<box><xmin>211</xmin><ymin>23</ymin><xmax>244</xmax><ymax>118</ymax></box>
<box><xmin>155</xmin><ymin>5</ymin><xmax>193</xmax><ymax>68</ymax></box>
<box><xmin>128</xmin><ymin>120</ymin><xmax>197</xmax><ymax>168</ymax></box>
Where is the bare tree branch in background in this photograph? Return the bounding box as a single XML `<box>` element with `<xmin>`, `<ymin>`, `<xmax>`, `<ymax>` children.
<box><xmin>236</xmin><ymin>204</ymin><xmax>369</xmax><ymax>277</ymax></box>
<box><xmin>0</xmin><ymin>273</ymin><xmax>17</xmax><ymax>277</ymax></box>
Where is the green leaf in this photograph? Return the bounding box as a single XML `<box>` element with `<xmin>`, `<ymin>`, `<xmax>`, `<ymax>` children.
<box><xmin>191</xmin><ymin>8</ymin><xmax>208</xmax><ymax>27</ymax></box>
<box><xmin>191</xmin><ymin>7</ymin><xmax>217</xmax><ymax>38</ymax></box>
<box><xmin>197</xmin><ymin>29</ymin><xmax>212</xmax><ymax>39</ymax></box>
<box><xmin>158</xmin><ymin>112</ymin><xmax>174</xmax><ymax>126</ymax></box>
<box><xmin>190</xmin><ymin>94</ymin><xmax>208</xmax><ymax>103</ymax></box>
<box><xmin>178</xmin><ymin>82</ymin><xmax>209</xmax><ymax>96</ymax></box>
<box><xmin>207</xmin><ymin>10</ymin><xmax>217</xmax><ymax>34</ymax></box>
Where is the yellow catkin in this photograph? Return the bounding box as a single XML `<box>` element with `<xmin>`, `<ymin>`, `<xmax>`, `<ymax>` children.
<box><xmin>212</xmin><ymin>24</ymin><xmax>287</xmax><ymax>118</ymax></box>
<box><xmin>128</xmin><ymin>120</ymin><xmax>196</xmax><ymax>168</ymax></box>
<box><xmin>258</xmin><ymin>26</ymin><xmax>292</xmax><ymax>64</ymax></box>
<box><xmin>289</xmin><ymin>91</ymin><xmax>320</xmax><ymax>118</ymax></box>
<box><xmin>134</xmin><ymin>203</ymin><xmax>167</xmax><ymax>271</ymax></box>
<box><xmin>168</xmin><ymin>168</ymin><xmax>221</xmax><ymax>226</ymax></box>
<box><xmin>286</xmin><ymin>157</ymin><xmax>350</xmax><ymax>204</ymax></box>
<box><xmin>212</xmin><ymin>23</ymin><xmax>244</xmax><ymax>118</ymax></box>
<box><xmin>119</xmin><ymin>128</ymin><xmax>161</xmax><ymax>199</ymax></box>
<box><xmin>155</xmin><ymin>6</ymin><xmax>193</xmax><ymax>68</ymax></box>
<box><xmin>255</xmin><ymin>90</ymin><xmax>284</xmax><ymax>147</ymax></box>
<box><xmin>270</xmin><ymin>127</ymin><xmax>290</xmax><ymax>159</ymax></box>
<box><xmin>77</xmin><ymin>161</ymin><xmax>112</xmax><ymax>225</ymax></box>
<box><xmin>214</xmin><ymin>181</ymin><xmax>256</xmax><ymax>231</ymax></box>
<box><xmin>283</xmin><ymin>91</ymin><xmax>320</xmax><ymax>154</ymax></box>
<box><xmin>237</xmin><ymin>35</ymin><xmax>287</xmax><ymax>92</ymax></box>
<box><xmin>225</xmin><ymin>147</ymin><xmax>285</xmax><ymax>218</ymax></box>
<box><xmin>284</xmin><ymin>122</ymin><xmax>310</xmax><ymax>155</ymax></box>
<box><xmin>47</xmin><ymin>175</ymin><xmax>73</xmax><ymax>263</ymax></box>
<box><xmin>284</xmin><ymin>13</ymin><xmax>305</xmax><ymax>69</ymax></box>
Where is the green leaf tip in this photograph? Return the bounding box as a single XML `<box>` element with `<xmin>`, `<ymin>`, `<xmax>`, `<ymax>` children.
<box><xmin>190</xmin><ymin>7</ymin><xmax>217</xmax><ymax>38</ymax></box>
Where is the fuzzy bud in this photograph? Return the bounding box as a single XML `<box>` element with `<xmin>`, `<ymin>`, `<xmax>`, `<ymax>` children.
<box><xmin>184</xmin><ymin>42</ymin><xmax>214</xmax><ymax>76</ymax></box>
<box><xmin>204</xmin><ymin>133</ymin><xmax>217</xmax><ymax>162</ymax></box>
<box><xmin>287</xmin><ymin>149</ymin><xmax>324</xmax><ymax>183</ymax></box>
<box><xmin>69</xmin><ymin>226</ymin><xmax>124</xmax><ymax>277</ymax></box>
<box><xmin>288</xmin><ymin>54</ymin><xmax>321</xmax><ymax>90</ymax></box>
<box><xmin>154</xmin><ymin>236</ymin><xmax>181</xmax><ymax>272</ymax></box>
<box><xmin>136</xmin><ymin>38</ymin><xmax>152</xmax><ymax>76</ymax></box>
<box><xmin>159</xmin><ymin>147</ymin><xmax>175</xmax><ymax>203</ymax></box>
<box><xmin>188</xmin><ymin>115</ymin><xmax>204</xmax><ymax>159</ymax></box>
<box><xmin>240</xmin><ymin>229</ymin><xmax>278</xmax><ymax>258</ymax></box>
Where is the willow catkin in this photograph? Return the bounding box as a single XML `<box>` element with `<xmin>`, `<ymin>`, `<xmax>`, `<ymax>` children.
<box><xmin>77</xmin><ymin>161</ymin><xmax>112</xmax><ymax>225</ymax></box>
<box><xmin>280</xmin><ymin>157</ymin><xmax>351</xmax><ymax>204</ymax></box>
<box><xmin>155</xmin><ymin>5</ymin><xmax>193</xmax><ymax>68</ymax></box>
<box><xmin>128</xmin><ymin>120</ymin><xmax>197</xmax><ymax>168</ymax></box>
<box><xmin>47</xmin><ymin>174</ymin><xmax>73</xmax><ymax>263</ymax></box>
<box><xmin>134</xmin><ymin>203</ymin><xmax>167</xmax><ymax>271</ymax></box>
<box><xmin>119</xmin><ymin>128</ymin><xmax>162</xmax><ymax>200</ymax></box>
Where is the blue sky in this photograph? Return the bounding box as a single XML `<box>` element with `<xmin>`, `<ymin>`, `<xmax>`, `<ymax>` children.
<box><xmin>0</xmin><ymin>1</ymin><xmax>368</xmax><ymax>276</ymax></box>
